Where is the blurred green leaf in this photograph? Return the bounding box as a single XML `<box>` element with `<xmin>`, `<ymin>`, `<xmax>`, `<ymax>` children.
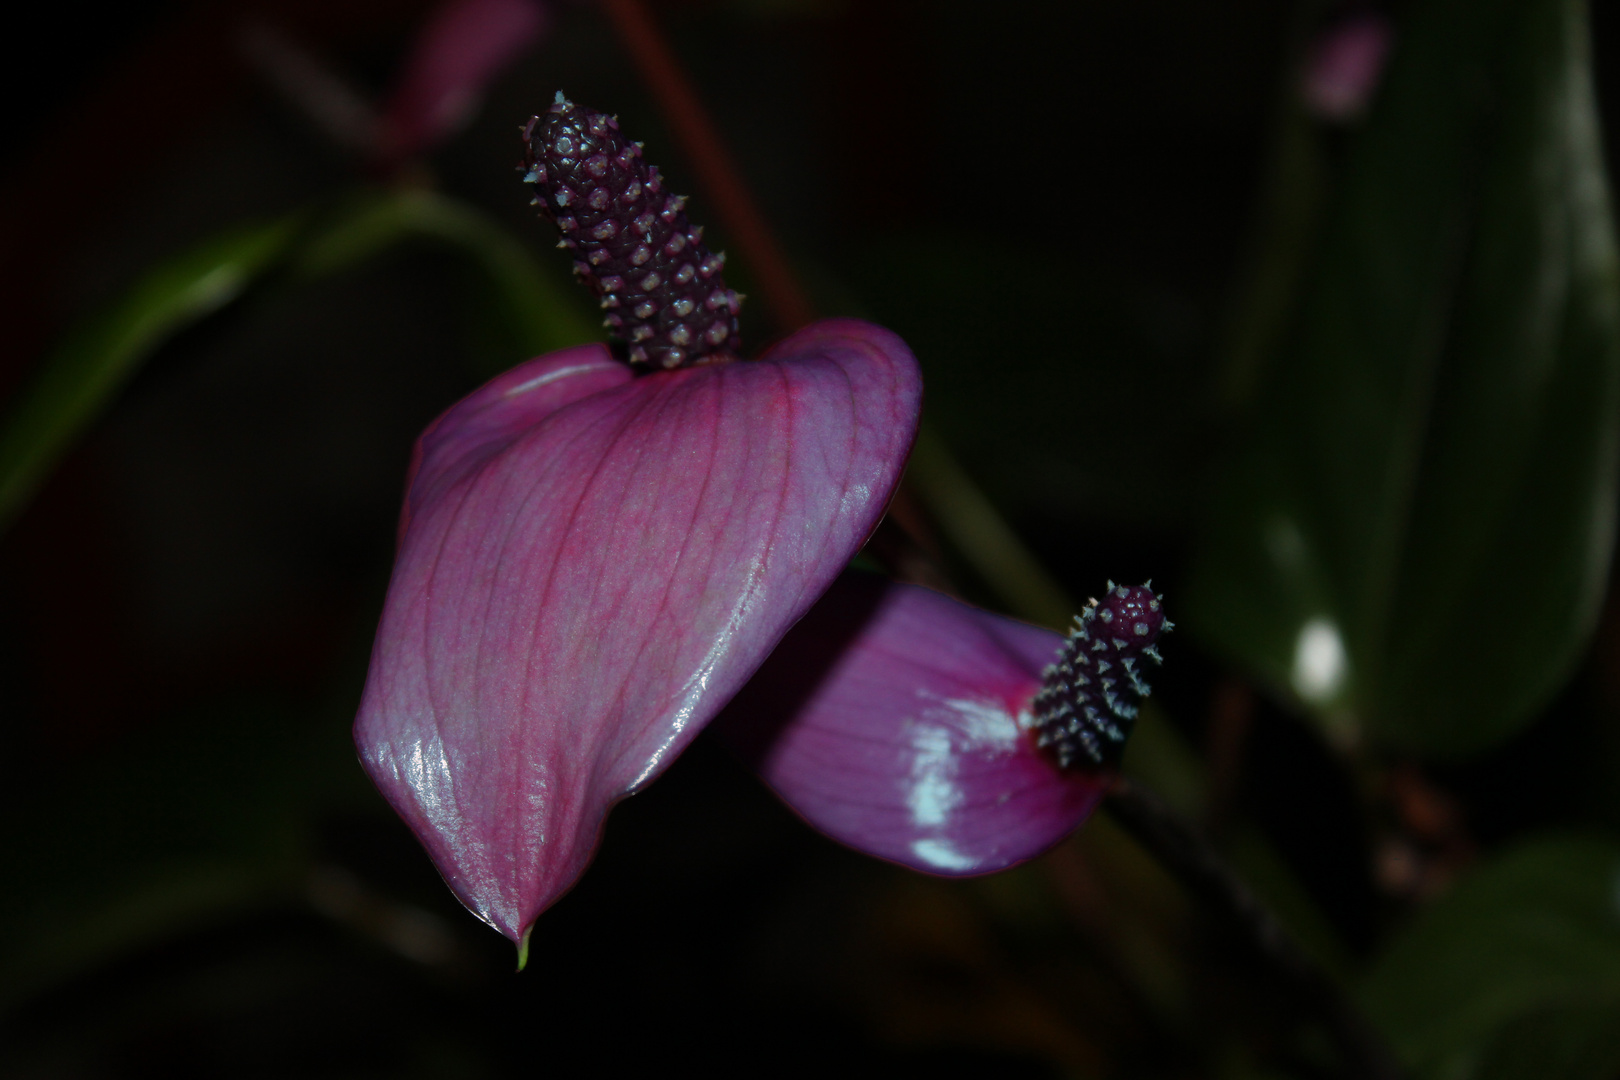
<box><xmin>1360</xmin><ymin>836</ymin><xmax>1620</xmax><ymax>1080</ymax></box>
<box><xmin>1474</xmin><ymin>1001</ymin><xmax>1620</xmax><ymax>1080</ymax></box>
<box><xmin>0</xmin><ymin>218</ymin><xmax>300</xmax><ymax>533</ymax></box>
<box><xmin>1217</xmin><ymin>100</ymin><xmax>1331</xmax><ymax>415</ymax></box>
<box><xmin>296</xmin><ymin>188</ymin><xmax>599</xmax><ymax>368</ymax></box>
<box><xmin>1187</xmin><ymin>0</ymin><xmax>1620</xmax><ymax>753</ymax></box>
<box><xmin>0</xmin><ymin>188</ymin><xmax>597</xmax><ymax>539</ymax></box>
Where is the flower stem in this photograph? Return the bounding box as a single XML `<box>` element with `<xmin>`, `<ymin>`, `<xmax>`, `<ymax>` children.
<box><xmin>599</xmin><ymin>0</ymin><xmax>816</xmax><ymax>335</ymax></box>
<box><xmin>1103</xmin><ymin>778</ymin><xmax>1404</xmax><ymax>1080</ymax></box>
<box><xmin>905</xmin><ymin>426</ymin><xmax>1076</xmax><ymax>629</ymax></box>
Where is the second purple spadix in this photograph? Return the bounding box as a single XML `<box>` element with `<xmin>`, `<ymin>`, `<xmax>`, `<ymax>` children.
<box><xmin>720</xmin><ymin>578</ymin><xmax>1170</xmax><ymax>876</ymax></box>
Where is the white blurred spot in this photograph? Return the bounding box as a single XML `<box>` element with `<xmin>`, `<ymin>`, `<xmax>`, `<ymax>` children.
<box><xmin>907</xmin><ymin>726</ymin><xmax>959</xmax><ymax>828</ymax></box>
<box><xmin>505</xmin><ymin>361</ymin><xmax>618</xmax><ymax>398</ymax></box>
<box><xmin>911</xmin><ymin>838</ymin><xmax>977</xmax><ymax>872</ymax></box>
<box><xmin>1291</xmin><ymin>618</ymin><xmax>1347</xmax><ymax>704</ymax></box>
<box><xmin>905</xmin><ymin>697</ymin><xmax>1019</xmax><ymax>831</ymax></box>
<box><xmin>937</xmin><ymin>697</ymin><xmax>1019</xmax><ymax>747</ymax></box>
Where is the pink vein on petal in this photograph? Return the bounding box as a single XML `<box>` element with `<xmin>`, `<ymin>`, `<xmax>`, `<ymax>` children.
<box><xmin>625</xmin><ymin>379</ymin><xmax>732</xmax><ymax>782</ymax></box>
<box><xmin>355</xmin><ymin>318</ymin><xmax>922</xmax><ymax>939</ymax></box>
<box><xmin>504</xmin><ymin>383</ymin><xmax>665</xmax><ymax>772</ymax></box>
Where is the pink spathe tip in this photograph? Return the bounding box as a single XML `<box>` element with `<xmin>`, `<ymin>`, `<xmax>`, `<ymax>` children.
<box><xmin>354</xmin><ymin>319</ymin><xmax>921</xmax><ymax>942</ymax></box>
<box><xmin>1300</xmin><ymin>12</ymin><xmax>1394</xmax><ymax>122</ymax></box>
<box><xmin>379</xmin><ymin>0</ymin><xmax>549</xmax><ymax>164</ymax></box>
<box><xmin>718</xmin><ymin>575</ymin><xmax>1113</xmax><ymax>877</ymax></box>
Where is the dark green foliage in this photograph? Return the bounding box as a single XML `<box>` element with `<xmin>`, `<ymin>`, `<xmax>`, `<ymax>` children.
<box><xmin>1361</xmin><ymin>836</ymin><xmax>1620</xmax><ymax>1080</ymax></box>
<box><xmin>1188</xmin><ymin>0</ymin><xmax>1620</xmax><ymax>754</ymax></box>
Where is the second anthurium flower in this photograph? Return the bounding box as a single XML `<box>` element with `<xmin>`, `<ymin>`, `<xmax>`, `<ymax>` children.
<box><xmin>719</xmin><ymin>574</ymin><xmax>1169</xmax><ymax>876</ymax></box>
<box><xmin>353</xmin><ymin>96</ymin><xmax>920</xmax><ymax>953</ymax></box>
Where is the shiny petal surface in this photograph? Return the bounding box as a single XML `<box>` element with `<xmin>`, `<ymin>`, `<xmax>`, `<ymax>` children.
<box><xmin>355</xmin><ymin>319</ymin><xmax>921</xmax><ymax>940</ymax></box>
<box><xmin>719</xmin><ymin>574</ymin><xmax>1109</xmax><ymax>876</ymax></box>
<box><xmin>379</xmin><ymin>0</ymin><xmax>547</xmax><ymax>163</ymax></box>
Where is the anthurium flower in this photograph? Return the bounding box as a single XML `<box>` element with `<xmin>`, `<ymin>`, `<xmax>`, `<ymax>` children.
<box><xmin>354</xmin><ymin>318</ymin><xmax>919</xmax><ymax>948</ymax></box>
<box><xmin>355</xmin><ymin>95</ymin><xmax>928</xmax><ymax>953</ymax></box>
<box><xmin>719</xmin><ymin>575</ymin><xmax>1170</xmax><ymax>875</ymax></box>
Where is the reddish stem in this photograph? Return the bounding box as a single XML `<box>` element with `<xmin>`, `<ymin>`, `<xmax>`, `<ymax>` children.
<box><xmin>599</xmin><ymin>0</ymin><xmax>941</xmax><ymax>570</ymax></box>
<box><xmin>599</xmin><ymin>0</ymin><xmax>817</xmax><ymax>335</ymax></box>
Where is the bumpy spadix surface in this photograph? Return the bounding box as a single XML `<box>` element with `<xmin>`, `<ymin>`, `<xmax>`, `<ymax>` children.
<box><xmin>719</xmin><ymin>574</ymin><xmax>1111</xmax><ymax>876</ymax></box>
<box><xmin>355</xmin><ymin>319</ymin><xmax>920</xmax><ymax>940</ymax></box>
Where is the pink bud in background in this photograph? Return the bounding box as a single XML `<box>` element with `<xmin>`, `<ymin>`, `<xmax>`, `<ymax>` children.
<box><xmin>1300</xmin><ymin>11</ymin><xmax>1393</xmax><ymax>122</ymax></box>
<box><xmin>378</xmin><ymin>0</ymin><xmax>549</xmax><ymax>164</ymax></box>
<box><xmin>353</xmin><ymin>320</ymin><xmax>920</xmax><ymax>950</ymax></box>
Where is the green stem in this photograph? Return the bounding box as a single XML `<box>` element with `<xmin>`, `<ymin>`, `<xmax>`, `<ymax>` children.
<box><xmin>904</xmin><ymin>426</ymin><xmax>1076</xmax><ymax>629</ymax></box>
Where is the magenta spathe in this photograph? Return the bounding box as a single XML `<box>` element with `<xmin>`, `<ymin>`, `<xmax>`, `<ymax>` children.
<box><xmin>378</xmin><ymin>0</ymin><xmax>550</xmax><ymax>165</ymax></box>
<box><xmin>353</xmin><ymin>318</ymin><xmax>921</xmax><ymax>944</ymax></box>
<box><xmin>719</xmin><ymin>574</ymin><xmax>1115</xmax><ymax>877</ymax></box>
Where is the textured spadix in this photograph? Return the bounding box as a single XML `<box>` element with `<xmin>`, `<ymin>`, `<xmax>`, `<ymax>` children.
<box><xmin>719</xmin><ymin>574</ymin><xmax>1111</xmax><ymax>876</ymax></box>
<box><xmin>355</xmin><ymin>318</ymin><xmax>920</xmax><ymax>941</ymax></box>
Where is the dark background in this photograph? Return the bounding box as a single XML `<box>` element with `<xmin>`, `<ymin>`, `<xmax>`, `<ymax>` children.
<box><xmin>4</xmin><ymin>1</ymin><xmax>1620</xmax><ymax>1075</ymax></box>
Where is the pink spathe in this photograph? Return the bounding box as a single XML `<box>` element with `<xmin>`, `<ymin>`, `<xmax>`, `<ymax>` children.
<box><xmin>354</xmin><ymin>319</ymin><xmax>921</xmax><ymax>942</ymax></box>
<box><xmin>720</xmin><ymin>574</ymin><xmax>1112</xmax><ymax>877</ymax></box>
<box><xmin>380</xmin><ymin>0</ymin><xmax>549</xmax><ymax>163</ymax></box>
<box><xmin>1300</xmin><ymin>12</ymin><xmax>1394</xmax><ymax>122</ymax></box>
